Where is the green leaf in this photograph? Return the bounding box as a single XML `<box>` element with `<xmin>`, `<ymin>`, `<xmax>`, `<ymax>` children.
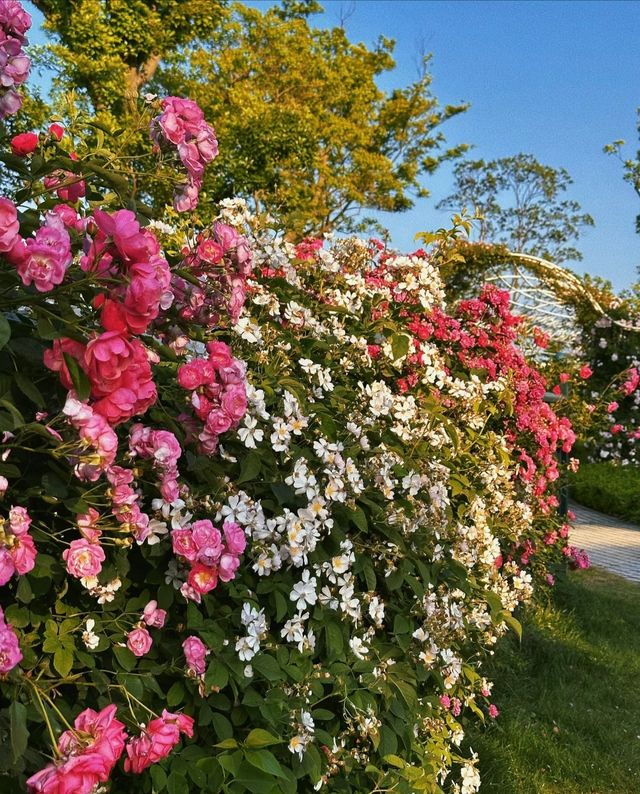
<box><xmin>53</xmin><ymin>646</ymin><xmax>74</xmax><ymax>677</ymax></box>
<box><xmin>204</xmin><ymin>662</ymin><xmax>229</xmax><ymax>691</ymax></box>
<box><xmin>238</xmin><ymin>450</ymin><xmax>262</xmax><ymax>484</ymax></box>
<box><xmin>390</xmin><ymin>333</ymin><xmax>410</xmax><ymax>361</ymax></box>
<box><xmin>244</xmin><ymin>748</ymin><xmax>287</xmax><ymax>779</ymax></box>
<box><xmin>214</xmin><ymin>737</ymin><xmax>239</xmax><ymax>749</ymax></box>
<box><xmin>9</xmin><ymin>701</ymin><xmax>28</xmax><ymax>763</ymax></box>
<box><xmin>166</xmin><ymin>681</ymin><xmax>185</xmax><ymax>707</ymax></box>
<box><xmin>166</xmin><ymin>771</ymin><xmax>189</xmax><ymax>794</ymax></box>
<box><xmin>113</xmin><ymin>645</ymin><xmax>137</xmax><ymax>672</ymax></box>
<box><xmin>63</xmin><ymin>353</ymin><xmax>91</xmax><ymax>401</ymax></box>
<box><xmin>150</xmin><ymin>764</ymin><xmax>167</xmax><ymax>791</ymax></box>
<box><xmin>245</xmin><ymin>729</ymin><xmax>282</xmax><ymax>749</ymax></box>
<box><xmin>0</xmin><ymin>314</ymin><xmax>11</xmax><ymax>351</ymax></box>
<box><xmin>252</xmin><ymin>653</ymin><xmax>283</xmax><ymax>682</ymax></box>
<box><xmin>14</xmin><ymin>373</ymin><xmax>45</xmax><ymax>409</ymax></box>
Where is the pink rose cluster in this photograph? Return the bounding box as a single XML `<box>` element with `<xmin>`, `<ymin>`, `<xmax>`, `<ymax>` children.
<box><xmin>172</xmin><ymin>519</ymin><xmax>246</xmax><ymax>602</ymax></box>
<box><xmin>175</xmin><ymin>221</ymin><xmax>254</xmax><ymax>326</ymax></box>
<box><xmin>62</xmin><ymin>393</ymin><xmax>118</xmax><ymax>481</ymax></box>
<box><xmin>0</xmin><ymin>0</ymin><xmax>31</xmax><ymax>119</ymax></box>
<box><xmin>177</xmin><ymin>340</ymin><xmax>248</xmax><ymax>454</ymax></box>
<box><xmin>565</xmin><ymin>545</ymin><xmax>591</xmax><ymax>570</ymax></box>
<box><xmin>0</xmin><ymin>200</ymin><xmax>72</xmax><ymax>292</ymax></box>
<box><xmin>26</xmin><ymin>703</ymin><xmax>194</xmax><ymax>793</ymax></box>
<box><xmin>0</xmin><ymin>504</ymin><xmax>36</xmax><ymax>585</ymax></box>
<box><xmin>26</xmin><ymin>704</ymin><xmax>126</xmax><ymax>794</ymax></box>
<box><xmin>82</xmin><ymin>209</ymin><xmax>173</xmax><ymax>335</ymax></box>
<box><xmin>150</xmin><ymin>96</ymin><xmax>218</xmax><ymax>212</ymax></box>
<box><xmin>45</xmin><ymin>330</ymin><xmax>157</xmax><ymax>426</ymax></box>
<box><xmin>129</xmin><ymin>423</ymin><xmax>182</xmax><ymax>503</ymax></box>
<box><xmin>105</xmin><ymin>464</ymin><xmax>152</xmax><ymax>544</ymax></box>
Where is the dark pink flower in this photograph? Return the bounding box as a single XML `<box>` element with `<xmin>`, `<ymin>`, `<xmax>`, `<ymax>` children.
<box><xmin>182</xmin><ymin>635</ymin><xmax>209</xmax><ymax>675</ymax></box>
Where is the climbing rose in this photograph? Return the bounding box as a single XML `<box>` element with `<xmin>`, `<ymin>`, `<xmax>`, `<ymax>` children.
<box><xmin>0</xmin><ymin>606</ymin><xmax>22</xmax><ymax>673</ymax></box>
<box><xmin>26</xmin><ymin>704</ymin><xmax>126</xmax><ymax>794</ymax></box>
<box><xmin>62</xmin><ymin>538</ymin><xmax>105</xmax><ymax>579</ymax></box>
<box><xmin>126</xmin><ymin>626</ymin><xmax>153</xmax><ymax>657</ymax></box>
<box><xmin>124</xmin><ymin>710</ymin><xmax>194</xmax><ymax>773</ymax></box>
<box><xmin>0</xmin><ymin>197</ymin><xmax>19</xmax><ymax>252</ymax></box>
<box><xmin>182</xmin><ymin>635</ymin><xmax>209</xmax><ymax>675</ymax></box>
<box><xmin>10</xmin><ymin>131</ymin><xmax>37</xmax><ymax>155</ymax></box>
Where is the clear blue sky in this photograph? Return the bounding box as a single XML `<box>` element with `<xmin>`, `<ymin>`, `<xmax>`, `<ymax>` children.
<box><xmin>24</xmin><ymin>0</ymin><xmax>640</xmax><ymax>291</ymax></box>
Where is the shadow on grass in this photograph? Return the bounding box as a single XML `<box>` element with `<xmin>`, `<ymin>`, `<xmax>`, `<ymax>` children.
<box><xmin>466</xmin><ymin>568</ymin><xmax>640</xmax><ymax>794</ymax></box>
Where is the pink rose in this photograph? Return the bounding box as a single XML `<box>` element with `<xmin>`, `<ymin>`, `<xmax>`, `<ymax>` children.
<box><xmin>221</xmin><ymin>384</ymin><xmax>247</xmax><ymax>423</ymax></box>
<box><xmin>11</xmin><ymin>532</ymin><xmax>36</xmax><ymax>574</ymax></box>
<box><xmin>27</xmin><ymin>704</ymin><xmax>126</xmax><ymax>793</ymax></box>
<box><xmin>142</xmin><ymin>600</ymin><xmax>166</xmax><ymax>629</ymax></box>
<box><xmin>0</xmin><ymin>547</ymin><xmax>15</xmax><ymax>585</ymax></box>
<box><xmin>218</xmin><ymin>553</ymin><xmax>240</xmax><ymax>582</ymax></box>
<box><xmin>187</xmin><ymin>563</ymin><xmax>219</xmax><ymax>595</ymax></box>
<box><xmin>171</xmin><ymin>528</ymin><xmax>197</xmax><ymax>562</ymax></box>
<box><xmin>204</xmin><ymin>408</ymin><xmax>233</xmax><ymax>436</ymax></box>
<box><xmin>8</xmin><ymin>504</ymin><xmax>31</xmax><ymax>534</ymax></box>
<box><xmin>182</xmin><ymin>635</ymin><xmax>209</xmax><ymax>675</ymax></box>
<box><xmin>126</xmin><ymin>626</ymin><xmax>153</xmax><ymax>657</ymax></box>
<box><xmin>0</xmin><ymin>197</ymin><xmax>19</xmax><ymax>253</ymax></box>
<box><xmin>62</xmin><ymin>538</ymin><xmax>105</xmax><ymax>579</ymax></box>
<box><xmin>205</xmin><ymin>340</ymin><xmax>233</xmax><ymax>369</ymax></box>
<box><xmin>0</xmin><ymin>621</ymin><xmax>22</xmax><ymax>673</ymax></box>
<box><xmin>124</xmin><ymin>709</ymin><xmax>194</xmax><ymax>773</ymax></box>
<box><xmin>223</xmin><ymin>522</ymin><xmax>246</xmax><ymax>555</ymax></box>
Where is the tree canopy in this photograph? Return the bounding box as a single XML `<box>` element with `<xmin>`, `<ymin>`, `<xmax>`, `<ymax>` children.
<box><xmin>437</xmin><ymin>154</ymin><xmax>594</xmax><ymax>263</ymax></box>
<box><xmin>29</xmin><ymin>0</ymin><xmax>468</xmax><ymax>236</ymax></box>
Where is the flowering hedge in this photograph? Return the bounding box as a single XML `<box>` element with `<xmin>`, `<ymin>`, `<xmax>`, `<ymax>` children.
<box><xmin>0</xmin><ymin>4</ymin><xmax>581</xmax><ymax>792</ymax></box>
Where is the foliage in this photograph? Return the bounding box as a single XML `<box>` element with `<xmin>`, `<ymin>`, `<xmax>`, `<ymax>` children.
<box><xmin>570</xmin><ymin>463</ymin><xmax>640</xmax><ymax>523</ymax></box>
<box><xmin>30</xmin><ymin>0</ymin><xmax>228</xmax><ymax>118</ymax></box>
<box><xmin>0</xmin><ymin>6</ymin><xmax>581</xmax><ymax>793</ymax></box>
<box><xmin>604</xmin><ymin>107</ymin><xmax>640</xmax><ymax>234</ymax></box>
<box><xmin>468</xmin><ymin>568</ymin><xmax>640</xmax><ymax>793</ymax></box>
<box><xmin>31</xmin><ymin>0</ymin><xmax>468</xmax><ymax>237</ymax></box>
<box><xmin>437</xmin><ymin>155</ymin><xmax>594</xmax><ymax>263</ymax></box>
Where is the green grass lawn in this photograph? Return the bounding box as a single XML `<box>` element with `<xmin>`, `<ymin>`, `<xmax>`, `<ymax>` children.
<box><xmin>570</xmin><ymin>463</ymin><xmax>640</xmax><ymax>524</ymax></box>
<box><xmin>466</xmin><ymin>568</ymin><xmax>640</xmax><ymax>793</ymax></box>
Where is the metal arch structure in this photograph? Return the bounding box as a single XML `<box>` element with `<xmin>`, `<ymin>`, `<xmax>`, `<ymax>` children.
<box><xmin>485</xmin><ymin>265</ymin><xmax>581</xmax><ymax>353</ymax></box>
<box><xmin>480</xmin><ymin>251</ymin><xmax>640</xmax><ymax>355</ymax></box>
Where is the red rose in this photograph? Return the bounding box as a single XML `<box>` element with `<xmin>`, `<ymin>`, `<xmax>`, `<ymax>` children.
<box><xmin>48</xmin><ymin>123</ymin><xmax>64</xmax><ymax>140</ymax></box>
<box><xmin>11</xmin><ymin>131</ymin><xmax>38</xmax><ymax>156</ymax></box>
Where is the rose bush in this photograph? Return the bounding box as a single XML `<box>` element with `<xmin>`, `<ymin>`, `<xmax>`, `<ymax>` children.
<box><xmin>0</xmin><ymin>5</ymin><xmax>583</xmax><ymax>792</ymax></box>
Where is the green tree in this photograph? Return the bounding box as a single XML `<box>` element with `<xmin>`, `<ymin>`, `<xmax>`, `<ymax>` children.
<box><xmin>604</xmin><ymin>107</ymin><xmax>640</xmax><ymax>233</ymax></box>
<box><xmin>437</xmin><ymin>154</ymin><xmax>594</xmax><ymax>262</ymax></box>
<box><xmin>31</xmin><ymin>0</ymin><xmax>468</xmax><ymax>235</ymax></box>
<box><xmin>30</xmin><ymin>0</ymin><xmax>228</xmax><ymax>119</ymax></box>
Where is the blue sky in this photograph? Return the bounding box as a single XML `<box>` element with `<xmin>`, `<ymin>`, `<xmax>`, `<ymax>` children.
<box><xmin>25</xmin><ymin>0</ymin><xmax>640</xmax><ymax>291</ymax></box>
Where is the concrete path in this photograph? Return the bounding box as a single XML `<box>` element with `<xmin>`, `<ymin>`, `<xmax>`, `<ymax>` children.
<box><xmin>569</xmin><ymin>501</ymin><xmax>640</xmax><ymax>583</ymax></box>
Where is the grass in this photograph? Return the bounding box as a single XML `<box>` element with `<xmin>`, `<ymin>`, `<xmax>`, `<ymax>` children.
<box><xmin>570</xmin><ymin>462</ymin><xmax>640</xmax><ymax>524</ymax></box>
<box><xmin>466</xmin><ymin>568</ymin><xmax>640</xmax><ymax>793</ymax></box>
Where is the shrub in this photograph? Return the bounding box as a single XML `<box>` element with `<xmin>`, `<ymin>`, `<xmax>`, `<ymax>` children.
<box><xmin>0</xmin><ymin>5</ymin><xmax>577</xmax><ymax>792</ymax></box>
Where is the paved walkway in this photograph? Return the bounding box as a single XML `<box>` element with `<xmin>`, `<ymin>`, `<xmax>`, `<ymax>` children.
<box><xmin>569</xmin><ymin>500</ymin><xmax>640</xmax><ymax>583</ymax></box>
